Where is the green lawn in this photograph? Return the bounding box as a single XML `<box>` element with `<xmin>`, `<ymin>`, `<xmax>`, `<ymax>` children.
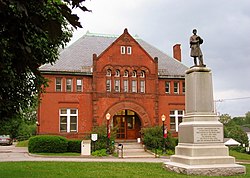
<box><xmin>0</xmin><ymin>162</ymin><xmax>249</xmax><ymax>178</ymax></box>
<box><xmin>230</xmin><ymin>150</ymin><xmax>250</xmax><ymax>160</ymax></box>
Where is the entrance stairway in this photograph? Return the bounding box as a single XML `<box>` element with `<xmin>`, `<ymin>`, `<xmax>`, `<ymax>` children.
<box><xmin>115</xmin><ymin>140</ymin><xmax>155</xmax><ymax>158</ymax></box>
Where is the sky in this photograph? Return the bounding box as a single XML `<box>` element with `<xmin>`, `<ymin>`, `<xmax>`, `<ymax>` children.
<box><xmin>69</xmin><ymin>0</ymin><xmax>250</xmax><ymax>117</ymax></box>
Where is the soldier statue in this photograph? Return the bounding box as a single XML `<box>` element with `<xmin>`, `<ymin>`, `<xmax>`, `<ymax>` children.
<box><xmin>190</xmin><ymin>29</ymin><xmax>205</xmax><ymax>67</ymax></box>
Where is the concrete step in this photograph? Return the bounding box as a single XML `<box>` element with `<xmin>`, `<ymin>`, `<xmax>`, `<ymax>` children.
<box><xmin>115</xmin><ymin>141</ymin><xmax>154</xmax><ymax>158</ymax></box>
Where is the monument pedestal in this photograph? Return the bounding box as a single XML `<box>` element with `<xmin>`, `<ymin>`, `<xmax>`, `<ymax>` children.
<box><xmin>164</xmin><ymin>67</ymin><xmax>246</xmax><ymax>176</ymax></box>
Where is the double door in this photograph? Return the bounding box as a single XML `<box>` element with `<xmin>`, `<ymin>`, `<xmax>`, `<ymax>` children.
<box><xmin>113</xmin><ymin>115</ymin><xmax>141</xmax><ymax>139</ymax></box>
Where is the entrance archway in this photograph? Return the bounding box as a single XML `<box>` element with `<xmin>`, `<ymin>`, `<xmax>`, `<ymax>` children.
<box><xmin>113</xmin><ymin>110</ymin><xmax>141</xmax><ymax>139</ymax></box>
<box><xmin>104</xmin><ymin>101</ymin><xmax>151</xmax><ymax>140</ymax></box>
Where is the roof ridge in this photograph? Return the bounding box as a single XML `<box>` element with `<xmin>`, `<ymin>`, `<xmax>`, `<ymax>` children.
<box><xmin>85</xmin><ymin>30</ymin><xmax>140</xmax><ymax>39</ymax></box>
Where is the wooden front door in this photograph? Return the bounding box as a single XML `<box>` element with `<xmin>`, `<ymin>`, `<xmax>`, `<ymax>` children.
<box><xmin>113</xmin><ymin>110</ymin><xmax>141</xmax><ymax>139</ymax></box>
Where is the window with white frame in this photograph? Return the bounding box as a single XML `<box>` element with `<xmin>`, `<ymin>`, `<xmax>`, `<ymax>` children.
<box><xmin>165</xmin><ymin>81</ymin><xmax>170</xmax><ymax>94</ymax></box>
<box><xmin>140</xmin><ymin>80</ymin><xmax>145</xmax><ymax>93</ymax></box>
<box><xmin>123</xmin><ymin>80</ymin><xmax>128</xmax><ymax>92</ymax></box>
<box><xmin>76</xmin><ymin>79</ymin><xmax>82</xmax><ymax>92</ymax></box>
<box><xmin>132</xmin><ymin>80</ymin><xmax>137</xmax><ymax>93</ymax></box>
<box><xmin>106</xmin><ymin>79</ymin><xmax>111</xmax><ymax>92</ymax></box>
<box><xmin>115</xmin><ymin>69</ymin><xmax>120</xmax><ymax>77</ymax></box>
<box><xmin>140</xmin><ymin>71</ymin><xmax>145</xmax><ymax>78</ymax></box>
<box><xmin>132</xmin><ymin>70</ymin><xmax>137</xmax><ymax>77</ymax></box>
<box><xmin>60</xmin><ymin>108</ymin><xmax>78</xmax><ymax>132</ymax></box>
<box><xmin>106</xmin><ymin>69</ymin><xmax>112</xmax><ymax>76</ymax></box>
<box><xmin>169</xmin><ymin>110</ymin><xmax>184</xmax><ymax>132</ymax></box>
<box><xmin>56</xmin><ymin>78</ymin><xmax>62</xmax><ymax>92</ymax></box>
<box><xmin>124</xmin><ymin>70</ymin><xmax>128</xmax><ymax>77</ymax></box>
<box><xmin>114</xmin><ymin>79</ymin><xmax>120</xmax><ymax>92</ymax></box>
<box><xmin>66</xmin><ymin>79</ymin><xmax>72</xmax><ymax>92</ymax></box>
<box><xmin>182</xmin><ymin>81</ymin><xmax>185</xmax><ymax>94</ymax></box>
<box><xmin>174</xmin><ymin>82</ymin><xmax>179</xmax><ymax>94</ymax></box>
<box><xmin>121</xmin><ymin>46</ymin><xmax>126</xmax><ymax>54</ymax></box>
<box><xmin>127</xmin><ymin>46</ymin><xmax>132</xmax><ymax>55</ymax></box>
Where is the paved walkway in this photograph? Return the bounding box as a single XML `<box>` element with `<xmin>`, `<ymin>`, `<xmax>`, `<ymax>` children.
<box><xmin>0</xmin><ymin>144</ymin><xmax>169</xmax><ymax>163</ymax></box>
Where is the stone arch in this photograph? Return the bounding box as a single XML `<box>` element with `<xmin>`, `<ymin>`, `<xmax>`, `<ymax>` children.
<box><xmin>102</xmin><ymin>101</ymin><xmax>151</xmax><ymax>127</ymax></box>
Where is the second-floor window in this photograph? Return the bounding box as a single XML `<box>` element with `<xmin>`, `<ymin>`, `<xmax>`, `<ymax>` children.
<box><xmin>165</xmin><ymin>81</ymin><xmax>170</xmax><ymax>94</ymax></box>
<box><xmin>114</xmin><ymin>80</ymin><xmax>120</xmax><ymax>92</ymax></box>
<box><xmin>132</xmin><ymin>80</ymin><xmax>137</xmax><ymax>93</ymax></box>
<box><xmin>182</xmin><ymin>81</ymin><xmax>185</xmax><ymax>94</ymax></box>
<box><xmin>106</xmin><ymin>79</ymin><xmax>111</xmax><ymax>92</ymax></box>
<box><xmin>140</xmin><ymin>80</ymin><xmax>145</xmax><ymax>93</ymax></box>
<box><xmin>66</xmin><ymin>79</ymin><xmax>72</xmax><ymax>92</ymax></box>
<box><xmin>174</xmin><ymin>82</ymin><xmax>179</xmax><ymax>94</ymax></box>
<box><xmin>56</xmin><ymin>78</ymin><xmax>62</xmax><ymax>92</ymax></box>
<box><xmin>76</xmin><ymin>79</ymin><xmax>82</xmax><ymax>92</ymax></box>
<box><xmin>123</xmin><ymin>80</ymin><xmax>128</xmax><ymax>92</ymax></box>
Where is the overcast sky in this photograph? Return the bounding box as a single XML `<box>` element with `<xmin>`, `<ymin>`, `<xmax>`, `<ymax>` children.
<box><xmin>70</xmin><ymin>0</ymin><xmax>250</xmax><ymax>117</ymax></box>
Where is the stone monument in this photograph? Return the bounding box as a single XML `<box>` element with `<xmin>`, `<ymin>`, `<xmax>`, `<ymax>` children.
<box><xmin>163</xmin><ymin>66</ymin><xmax>246</xmax><ymax>176</ymax></box>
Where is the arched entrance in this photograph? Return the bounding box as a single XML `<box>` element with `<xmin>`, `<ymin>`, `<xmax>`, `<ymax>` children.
<box><xmin>113</xmin><ymin>110</ymin><xmax>141</xmax><ymax>139</ymax></box>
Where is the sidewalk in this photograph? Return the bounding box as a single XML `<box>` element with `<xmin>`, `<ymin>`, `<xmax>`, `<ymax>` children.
<box><xmin>0</xmin><ymin>145</ymin><xmax>169</xmax><ymax>163</ymax></box>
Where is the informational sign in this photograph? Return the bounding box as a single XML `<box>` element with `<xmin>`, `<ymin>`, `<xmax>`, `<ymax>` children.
<box><xmin>194</xmin><ymin>127</ymin><xmax>223</xmax><ymax>143</ymax></box>
<box><xmin>91</xmin><ymin>134</ymin><xmax>98</xmax><ymax>141</ymax></box>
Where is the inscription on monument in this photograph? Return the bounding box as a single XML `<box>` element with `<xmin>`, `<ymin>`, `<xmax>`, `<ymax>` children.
<box><xmin>194</xmin><ymin>127</ymin><xmax>223</xmax><ymax>143</ymax></box>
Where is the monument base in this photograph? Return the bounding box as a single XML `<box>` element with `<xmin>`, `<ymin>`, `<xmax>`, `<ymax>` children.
<box><xmin>164</xmin><ymin>162</ymin><xmax>246</xmax><ymax>176</ymax></box>
<box><xmin>163</xmin><ymin>66</ymin><xmax>246</xmax><ymax>176</ymax></box>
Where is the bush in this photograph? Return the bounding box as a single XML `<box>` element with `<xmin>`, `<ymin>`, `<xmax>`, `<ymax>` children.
<box><xmin>141</xmin><ymin>126</ymin><xmax>177</xmax><ymax>151</ymax></box>
<box><xmin>67</xmin><ymin>140</ymin><xmax>81</xmax><ymax>153</ymax></box>
<box><xmin>28</xmin><ymin>135</ymin><xmax>68</xmax><ymax>153</ymax></box>
<box><xmin>89</xmin><ymin>125</ymin><xmax>116</xmax><ymax>153</ymax></box>
<box><xmin>91</xmin><ymin>149</ymin><xmax>108</xmax><ymax>157</ymax></box>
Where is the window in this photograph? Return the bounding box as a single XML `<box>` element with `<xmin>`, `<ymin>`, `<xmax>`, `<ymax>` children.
<box><xmin>56</xmin><ymin>78</ymin><xmax>62</xmax><ymax>92</ymax></box>
<box><xmin>169</xmin><ymin>110</ymin><xmax>184</xmax><ymax>132</ymax></box>
<box><xmin>132</xmin><ymin>80</ymin><xmax>137</xmax><ymax>93</ymax></box>
<box><xmin>123</xmin><ymin>80</ymin><xmax>128</xmax><ymax>92</ymax></box>
<box><xmin>106</xmin><ymin>69</ymin><xmax>111</xmax><ymax>76</ymax></box>
<box><xmin>114</xmin><ymin>80</ymin><xmax>120</xmax><ymax>92</ymax></box>
<box><xmin>140</xmin><ymin>80</ymin><xmax>145</xmax><ymax>93</ymax></box>
<box><xmin>127</xmin><ymin>46</ymin><xmax>132</xmax><ymax>55</ymax></box>
<box><xmin>121</xmin><ymin>46</ymin><xmax>126</xmax><ymax>54</ymax></box>
<box><xmin>76</xmin><ymin>79</ymin><xmax>82</xmax><ymax>92</ymax></box>
<box><xmin>182</xmin><ymin>81</ymin><xmax>185</xmax><ymax>94</ymax></box>
<box><xmin>115</xmin><ymin>70</ymin><xmax>120</xmax><ymax>77</ymax></box>
<box><xmin>66</xmin><ymin>79</ymin><xmax>72</xmax><ymax>92</ymax></box>
<box><xmin>60</xmin><ymin>108</ymin><xmax>78</xmax><ymax>132</ymax></box>
<box><xmin>140</xmin><ymin>71</ymin><xmax>145</xmax><ymax>78</ymax></box>
<box><xmin>165</xmin><ymin>81</ymin><xmax>170</xmax><ymax>94</ymax></box>
<box><xmin>132</xmin><ymin>70</ymin><xmax>137</xmax><ymax>77</ymax></box>
<box><xmin>124</xmin><ymin>70</ymin><xmax>128</xmax><ymax>77</ymax></box>
<box><xmin>174</xmin><ymin>82</ymin><xmax>179</xmax><ymax>94</ymax></box>
<box><xmin>106</xmin><ymin>79</ymin><xmax>111</xmax><ymax>92</ymax></box>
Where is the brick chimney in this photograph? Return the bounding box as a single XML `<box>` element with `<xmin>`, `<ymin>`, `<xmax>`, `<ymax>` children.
<box><xmin>173</xmin><ymin>44</ymin><xmax>181</xmax><ymax>62</ymax></box>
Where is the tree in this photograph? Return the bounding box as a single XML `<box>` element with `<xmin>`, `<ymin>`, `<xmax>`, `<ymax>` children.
<box><xmin>219</xmin><ymin>114</ymin><xmax>232</xmax><ymax>125</ymax></box>
<box><xmin>0</xmin><ymin>0</ymin><xmax>90</xmax><ymax>121</ymax></box>
<box><xmin>225</xmin><ymin>125</ymin><xmax>249</xmax><ymax>147</ymax></box>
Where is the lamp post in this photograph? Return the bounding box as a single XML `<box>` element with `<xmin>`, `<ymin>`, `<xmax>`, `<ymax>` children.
<box><xmin>161</xmin><ymin>114</ymin><xmax>166</xmax><ymax>154</ymax></box>
<box><xmin>106</xmin><ymin>113</ymin><xmax>111</xmax><ymax>154</ymax></box>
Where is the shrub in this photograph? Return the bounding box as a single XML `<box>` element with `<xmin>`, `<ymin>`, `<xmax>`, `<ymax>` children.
<box><xmin>28</xmin><ymin>135</ymin><xmax>68</xmax><ymax>153</ymax></box>
<box><xmin>91</xmin><ymin>149</ymin><xmax>108</xmax><ymax>157</ymax></box>
<box><xmin>67</xmin><ymin>140</ymin><xmax>81</xmax><ymax>153</ymax></box>
<box><xmin>89</xmin><ymin>125</ymin><xmax>116</xmax><ymax>152</ymax></box>
<box><xmin>141</xmin><ymin>126</ymin><xmax>177</xmax><ymax>151</ymax></box>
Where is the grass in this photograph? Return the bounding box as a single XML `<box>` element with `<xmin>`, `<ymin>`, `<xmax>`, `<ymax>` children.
<box><xmin>230</xmin><ymin>150</ymin><xmax>250</xmax><ymax>160</ymax></box>
<box><xmin>0</xmin><ymin>162</ymin><xmax>249</xmax><ymax>178</ymax></box>
<box><xmin>34</xmin><ymin>152</ymin><xmax>81</xmax><ymax>156</ymax></box>
<box><xmin>16</xmin><ymin>140</ymin><xmax>29</xmax><ymax>147</ymax></box>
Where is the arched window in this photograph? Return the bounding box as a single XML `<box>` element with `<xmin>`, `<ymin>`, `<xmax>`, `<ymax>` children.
<box><xmin>124</xmin><ymin>70</ymin><xmax>129</xmax><ymax>77</ymax></box>
<box><xmin>106</xmin><ymin>69</ymin><xmax>111</xmax><ymax>76</ymax></box>
<box><xmin>132</xmin><ymin>70</ymin><xmax>137</xmax><ymax>77</ymax></box>
<box><xmin>115</xmin><ymin>69</ymin><xmax>120</xmax><ymax>77</ymax></box>
<box><xmin>140</xmin><ymin>71</ymin><xmax>145</xmax><ymax>78</ymax></box>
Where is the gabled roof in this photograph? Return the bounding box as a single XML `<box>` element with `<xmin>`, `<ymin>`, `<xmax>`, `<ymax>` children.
<box><xmin>39</xmin><ymin>31</ymin><xmax>188</xmax><ymax>77</ymax></box>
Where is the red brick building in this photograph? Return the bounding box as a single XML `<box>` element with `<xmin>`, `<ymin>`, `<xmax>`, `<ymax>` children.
<box><xmin>38</xmin><ymin>29</ymin><xmax>188</xmax><ymax>139</ymax></box>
